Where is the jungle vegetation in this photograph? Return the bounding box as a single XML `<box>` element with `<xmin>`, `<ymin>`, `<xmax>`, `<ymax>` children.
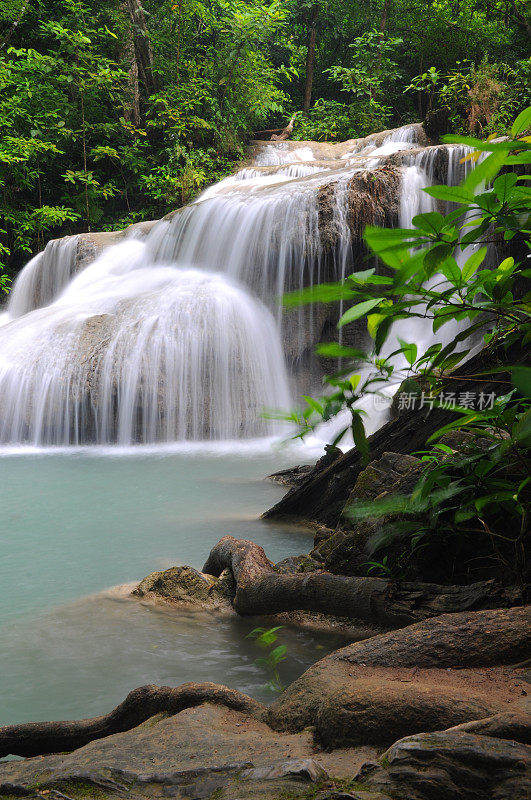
<box><xmin>0</xmin><ymin>0</ymin><xmax>529</xmax><ymax>275</ymax></box>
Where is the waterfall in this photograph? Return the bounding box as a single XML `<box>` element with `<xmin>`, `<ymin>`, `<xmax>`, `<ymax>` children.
<box><xmin>7</xmin><ymin>235</ymin><xmax>79</xmax><ymax>319</ymax></box>
<box><xmin>0</xmin><ymin>122</ymin><xmax>478</xmax><ymax>447</ymax></box>
<box><xmin>254</xmin><ymin>144</ymin><xmax>316</xmax><ymax>166</ymax></box>
<box><xmin>0</xmin><ymin>242</ymin><xmax>290</xmax><ymax>444</ymax></box>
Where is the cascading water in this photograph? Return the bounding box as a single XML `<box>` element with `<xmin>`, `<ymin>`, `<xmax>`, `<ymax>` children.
<box><xmin>0</xmin><ymin>123</ymin><xmax>477</xmax><ymax>446</ymax></box>
<box><xmin>0</xmin><ymin>242</ymin><xmax>290</xmax><ymax>445</ymax></box>
<box><xmin>7</xmin><ymin>234</ymin><xmax>79</xmax><ymax>319</ymax></box>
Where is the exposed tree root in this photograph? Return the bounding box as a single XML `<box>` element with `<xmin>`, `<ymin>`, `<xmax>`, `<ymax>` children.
<box><xmin>0</xmin><ymin>683</ymin><xmax>264</xmax><ymax>759</ymax></box>
<box><xmin>203</xmin><ymin>536</ymin><xmax>520</xmax><ymax>626</ymax></box>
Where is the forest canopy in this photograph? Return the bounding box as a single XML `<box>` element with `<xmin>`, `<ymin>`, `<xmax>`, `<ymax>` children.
<box><xmin>0</xmin><ymin>0</ymin><xmax>529</xmax><ymax>273</ymax></box>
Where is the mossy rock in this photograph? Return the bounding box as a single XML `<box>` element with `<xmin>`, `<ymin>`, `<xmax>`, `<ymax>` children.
<box><xmin>133</xmin><ymin>564</ymin><xmax>232</xmax><ymax>611</ymax></box>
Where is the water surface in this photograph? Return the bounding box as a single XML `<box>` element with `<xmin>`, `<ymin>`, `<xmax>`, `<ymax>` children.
<box><xmin>0</xmin><ymin>444</ymin><xmax>347</xmax><ymax>725</ymax></box>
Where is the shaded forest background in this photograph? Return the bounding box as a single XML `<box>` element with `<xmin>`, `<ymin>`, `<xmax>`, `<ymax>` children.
<box><xmin>0</xmin><ymin>0</ymin><xmax>529</xmax><ymax>274</ymax></box>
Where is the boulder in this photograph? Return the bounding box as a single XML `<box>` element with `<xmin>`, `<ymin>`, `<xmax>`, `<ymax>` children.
<box><xmin>315</xmin><ymin>668</ymin><xmax>498</xmax><ymax>748</ymax></box>
<box><xmin>445</xmin><ymin>710</ymin><xmax>531</xmax><ymax>745</ymax></box>
<box><xmin>334</xmin><ymin>606</ymin><xmax>531</xmax><ymax>669</ymax></box>
<box><xmin>133</xmin><ymin>565</ymin><xmax>233</xmax><ymax>611</ymax></box>
<box><xmin>268</xmin><ymin>607</ymin><xmax>531</xmax><ymax>735</ymax></box>
<box><xmin>0</xmin><ymin>703</ymin><xmax>375</xmax><ymax>800</ymax></box>
<box><xmin>268</xmin><ymin>445</ymin><xmax>342</xmax><ymax>488</ymax></box>
<box><xmin>361</xmin><ymin>731</ymin><xmax>531</xmax><ymax>800</ymax></box>
<box><xmin>275</xmin><ymin>554</ymin><xmax>322</xmax><ymax>573</ymax></box>
<box><xmin>312</xmin><ymin>451</ymin><xmax>423</xmax><ymax>575</ymax></box>
<box><xmin>268</xmin><ymin>463</ymin><xmax>314</xmax><ymax>486</ymax></box>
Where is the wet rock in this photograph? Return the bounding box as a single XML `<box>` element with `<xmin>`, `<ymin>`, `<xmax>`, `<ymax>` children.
<box><xmin>133</xmin><ymin>565</ymin><xmax>232</xmax><ymax>611</ymax></box>
<box><xmin>275</xmin><ymin>554</ymin><xmax>322</xmax><ymax>574</ymax></box>
<box><xmin>362</xmin><ymin>731</ymin><xmax>531</xmax><ymax>800</ymax></box>
<box><xmin>317</xmin><ymin>167</ymin><xmax>402</xmax><ymax>253</ymax></box>
<box><xmin>312</xmin><ymin>451</ymin><xmax>424</xmax><ymax>574</ymax></box>
<box><xmin>268</xmin><ymin>607</ymin><xmax>531</xmax><ymax>735</ymax></box>
<box><xmin>75</xmin><ymin>222</ymin><xmax>157</xmax><ymax>271</ymax></box>
<box><xmin>240</xmin><ymin>757</ymin><xmax>328</xmax><ymax>782</ymax></box>
<box><xmin>0</xmin><ymin>704</ymin><xmax>367</xmax><ymax>800</ymax></box>
<box><xmin>268</xmin><ymin>464</ymin><xmax>314</xmax><ymax>487</ymax></box>
<box><xmin>335</xmin><ymin>606</ymin><xmax>531</xmax><ymax>669</ymax></box>
<box><xmin>315</xmin><ymin>672</ymin><xmax>495</xmax><ymax>747</ymax></box>
<box><xmin>268</xmin><ymin>444</ymin><xmax>343</xmax><ymax>489</ymax></box>
<box><xmin>216</xmin><ymin>566</ymin><xmax>237</xmax><ymax>601</ymax></box>
<box><xmin>445</xmin><ymin>710</ymin><xmax>531</xmax><ymax>745</ymax></box>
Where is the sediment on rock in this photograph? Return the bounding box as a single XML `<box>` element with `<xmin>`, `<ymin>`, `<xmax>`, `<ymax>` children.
<box><xmin>267</xmin><ymin>606</ymin><xmax>531</xmax><ymax>735</ymax></box>
<box><xmin>317</xmin><ymin>165</ymin><xmax>402</xmax><ymax>252</ymax></box>
<box><xmin>133</xmin><ymin>564</ymin><xmax>234</xmax><ymax>611</ymax></box>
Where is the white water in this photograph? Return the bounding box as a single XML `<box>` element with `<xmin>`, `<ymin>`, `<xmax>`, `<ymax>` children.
<box><xmin>0</xmin><ymin>245</ymin><xmax>290</xmax><ymax>444</ymax></box>
<box><xmin>7</xmin><ymin>234</ymin><xmax>79</xmax><ymax>319</ymax></box>
<box><xmin>0</xmin><ymin>124</ymin><xmax>474</xmax><ymax>447</ymax></box>
<box><xmin>0</xmin><ymin>124</ymin><xmax>483</xmax><ymax>727</ymax></box>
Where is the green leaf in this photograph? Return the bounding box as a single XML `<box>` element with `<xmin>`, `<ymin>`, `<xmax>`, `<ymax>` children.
<box><xmin>423</xmin><ymin>185</ymin><xmax>474</xmax><ymax>204</ymax></box>
<box><xmin>351</xmin><ymin>412</ymin><xmax>369</xmax><ymax>465</ymax></box>
<box><xmin>303</xmin><ymin>395</ymin><xmax>324</xmax><ymax>416</ymax></box>
<box><xmin>374</xmin><ymin>315</ymin><xmax>394</xmax><ymax>354</ymax></box>
<box><xmin>338</xmin><ymin>298</ymin><xmax>384</xmax><ymax>328</ymax></box>
<box><xmin>412</xmin><ymin>211</ymin><xmax>445</xmax><ymax>235</ymax></box>
<box><xmin>283</xmin><ymin>282</ymin><xmax>352</xmax><ymax>307</ymax></box>
<box><xmin>397</xmin><ymin>337</ymin><xmax>417</xmax><ymax>366</ymax></box>
<box><xmin>349</xmin><ymin>268</ymin><xmax>376</xmax><ymax>283</ymax></box>
<box><xmin>433</xmin><ymin>309</ymin><xmax>454</xmax><ymax>333</ymax></box>
<box><xmin>505</xmin><ymin>152</ymin><xmax>531</xmax><ymax>165</ymax></box>
<box><xmin>364</xmin><ymin>227</ymin><xmax>424</xmax><ymax>264</ymax></box>
<box><xmin>315</xmin><ymin>343</ymin><xmax>367</xmax><ymax>359</ymax></box>
<box><xmin>440</xmin><ymin>256</ymin><xmax>462</xmax><ymax>286</ymax></box>
<box><xmin>463</xmin><ymin>150</ymin><xmax>507</xmax><ymax>191</ymax></box>
<box><xmin>512</xmin><ymin>366</ymin><xmax>531</xmax><ymax>397</ymax></box>
<box><xmin>367</xmin><ymin>312</ymin><xmax>384</xmax><ymax>339</ymax></box>
<box><xmin>462</xmin><ymin>247</ymin><xmax>487</xmax><ymax>281</ymax></box>
<box><xmin>497</xmin><ymin>256</ymin><xmax>515</xmax><ymax>275</ymax></box>
<box><xmin>424</xmin><ymin>243</ymin><xmax>453</xmax><ymax>273</ymax></box>
<box><xmin>513</xmin><ymin>408</ymin><xmax>531</xmax><ymax>446</ymax></box>
<box><xmin>511</xmin><ymin>106</ymin><xmax>531</xmax><ymax>138</ymax></box>
<box><xmin>439</xmin><ymin>349</ymin><xmax>470</xmax><ymax>371</ymax></box>
<box><xmin>493</xmin><ymin>172</ymin><xmax>518</xmax><ymax>201</ymax></box>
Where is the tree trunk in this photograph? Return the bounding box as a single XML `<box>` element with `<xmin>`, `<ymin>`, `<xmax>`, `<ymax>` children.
<box><xmin>0</xmin><ymin>0</ymin><xmax>29</xmax><ymax>51</ymax></box>
<box><xmin>119</xmin><ymin>0</ymin><xmax>141</xmax><ymax>125</ymax></box>
<box><xmin>124</xmin><ymin>0</ymin><xmax>157</xmax><ymax>107</ymax></box>
<box><xmin>203</xmin><ymin>536</ymin><xmax>521</xmax><ymax>628</ymax></box>
<box><xmin>302</xmin><ymin>5</ymin><xmax>319</xmax><ymax>116</ymax></box>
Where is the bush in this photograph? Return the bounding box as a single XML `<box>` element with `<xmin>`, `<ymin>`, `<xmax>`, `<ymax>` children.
<box><xmin>283</xmin><ymin>109</ymin><xmax>531</xmax><ymax>585</ymax></box>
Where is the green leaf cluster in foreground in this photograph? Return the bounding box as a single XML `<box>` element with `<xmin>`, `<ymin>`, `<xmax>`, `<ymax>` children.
<box><xmin>282</xmin><ymin>116</ymin><xmax>530</xmax><ymax>585</ymax></box>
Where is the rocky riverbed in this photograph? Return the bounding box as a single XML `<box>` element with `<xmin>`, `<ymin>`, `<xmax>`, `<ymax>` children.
<box><xmin>0</xmin><ymin>604</ymin><xmax>528</xmax><ymax>800</ymax></box>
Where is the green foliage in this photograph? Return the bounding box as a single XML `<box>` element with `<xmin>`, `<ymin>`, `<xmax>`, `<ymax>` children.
<box><xmin>407</xmin><ymin>58</ymin><xmax>531</xmax><ymax>135</ymax></box>
<box><xmin>0</xmin><ymin>0</ymin><xmax>529</xmax><ymax>274</ymax></box>
<box><xmin>282</xmin><ymin>115</ymin><xmax>531</xmax><ymax>584</ymax></box>
<box><xmin>0</xmin><ymin>0</ymin><xmax>293</xmax><ymax>272</ymax></box>
<box><xmin>247</xmin><ymin>625</ymin><xmax>287</xmax><ymax>692</ymax></box>
<box><xmin>353</xmin><ymin>393</ymin><xmax>530</xmax><ymax>583</ymax></box>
